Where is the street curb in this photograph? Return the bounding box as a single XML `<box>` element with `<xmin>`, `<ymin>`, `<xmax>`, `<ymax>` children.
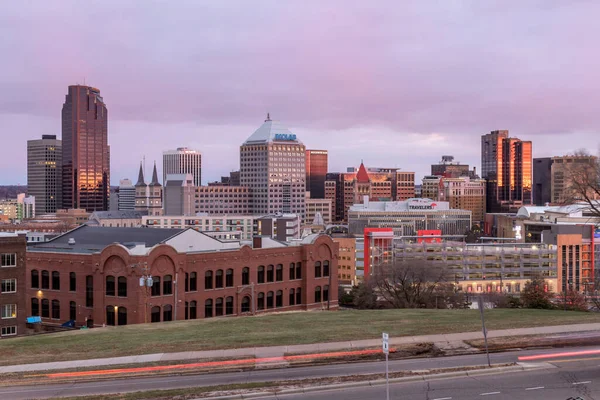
<box><xmin>197</xmin><ymin>364</ymin><xmax>544</xmax><ymax>399</ymax></box>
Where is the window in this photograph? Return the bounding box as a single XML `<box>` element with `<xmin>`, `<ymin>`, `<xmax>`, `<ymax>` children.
<box><xmin>226</xmin><ymin>296</ymin><xmax>234</xmax><ymax>315</ymax></box>
<box><xmin>257</xmin><ymin>292</ymin><xmax>265</xmax><ymax>310</ymax></box>
<box><xmin>51</xmin><ymin>300</ymin><xmax>60</xmax><ymax>319</ymax></box>
<box><xmin>267</xmin><ymin>291</ymin><xmax>274</xmax><ymax>309</ymax></box>
<box><xmin>190</xmin><ymin>301</ymin><xmax>197</xmax><ymax>319</ymax></box>
<box><xmin>185</xmin><ymin>273</ymin><xmax>189</xmax><ymax>292</ymax></box>
<box><xmin>323</xmin><ymin>285</ymin><xmax>329</xmax><ymax>302</ymax></box>
<box><xmin>190</xmin><ymin>272</ymin><xmax>197</xmax><ymax>291</ymax></box>
<box><xmin>1</xmin><ymin>304</ymin><xmax>16</xmax><ymax>319</ymax></box>
<box><xmin>289</xmin><ymin>288</ymin><xmax>295</xmax><ymax>305</ymax></box>
<box><xmin>314</xmin><ymin>286</ymin><xmax>322</xmax><ymax>303</ymax></box>
<box><xmin>41</xmin><ymin>299</ymin><xmax>50</xmax><ymax>318</ymax></box>
<box><xmin>276</xmin><ymin>264</ymin><xmax>283</xmax><ymax>281</ymax></box>
<box><xmin>163</xmin><ymin>305</ymin><xmax>173</xmax><ymax>321</ymax></box>
<box><xmin>215</xmin><ymin>270</ymin><xmax>224</xmax><ymax>288</ymax></box>
<box><xmin>315</xmin><ymin>262</ymin><xmax>322</xmax><ymax>278</ymax></box>
<box><xmin>118</xmin><ymin>307</ymin><xmax>127</xmax><ymax>326</ymax></box>
<box><xmin>267</xmin><ymin>265</ymin><xmax>274</xmax><ymax>282</ymax></box>
<box><xmin>205</xmin><ymin>271</ymin><xmax>213</xmax><ymax>289</ymax></box>
<box><xmin>323</xmin><ymin>261</ymin><xmax>330</xmax><ymax>277</ymax></box>
<box><xmin>41</xmin><ymin>270</ymin><xmax>50</xmax><ymax>289</ymax></box>
<box><xmin>86</xmin><ymin>276</ymin><xmax>94</xmax><ymax>307</ymax></box>
<box><xmin>185</xmin><ymin>301</ymin><xmax>189</xmax><ymax>320</ymax></box>
<box><xmin>151</xmin><ymin>276</ymin><xmax>161</xmax><ymax>296</ymax></box>
<box><xmin>31</xmin><ymin>270</ymin><xmax>39</xmax><ymax>288</ymax></box>
<box><xmin>151</xmin><ymin>306</ymin><xmax>160</xmax><ymax>323</ymax></box>
<box><xmin>106</xmin><ymin>306</ymin><xmax>115</xmax><ymax>326</ymax></box>
<box><xmin>1</xmin><ymin>279</ymin><xmax>16</xmax><ymax>293</ymax></box>
<box><xmin>205</xmin><ymin>299</ymin><xmax>213</xmax><ymax>318</ymax></box>
<box><xmin>52</xmin><ymin>271</ymin><xmax>60</xmax><ymax>290</ymax></box>
<box><xmin>289</xmin><ymin>263</ymin><xmax>295</xmax><ymax>280</ymax></box>
<box><xmin>117</xmin><ymin>276</ymin><xmax>127</xmax><ymax>297</ymax></box>
<box><xmin>258</xmin><ymin>266</ymin><xmax>265</xmax><ymax>284</ymax></box>
<box><xmin>163</xmin><ymin>275</ymin><xmax>173</xmax><ymax>295</ymax></box>
<box><xmin>70</xmin><ymin>301</ymin><xmax>76</xmax><ymax>320</ymax></box>
<box><xmin>31</xmin><ymin>298</ymin><xmax>39</xmax><ymax>316</ymax></box>
<box><xmin>296</xmin><ymin>262</ymin><xmax>302</xmax><ymax>279</ymax></box>
<box><xmin>296</xmin><ymin>288</ymin><xmax>302</xmax><ymax>305</ymax></box>
<box><xmin>226</xmin><ymin>269</ymin><xmax>234</xmax><ymax>287</ymax></box>
<box><xmin>1</xmin><ymin>253</ymin><xmax>16</xmax><ymax>267</ymax></box>
<box><xmin>1</xmin><ymin>326</ymin><xmax>16</xmax><ymax>336</ymax></box>
<box><xmin>242</xmin><ymin>267</ymin><xmax>250</xmax><ymax>285</ymax></box>
<box><xmin>276</xmin><ymin>290</ymin><xmax>283</xmax><ymax>308</ymax></box>
<box><xmin>215</xmin><ymin>297</ymin><xmax>224</xmax><ymax>316</ymax></box>
<box><xmin>241</xmin><ymin>296</ymin><xmax>250</xmax><ymax>313</ymax></box>
<box><xmin>69</xmin><ymin>272</ymin><xmax>76</xmax><ymax>292</ymax></box>
<box><xmin>106</xmin><ymin>276</ymin><xmax>115</xmax><ymax>296</ymax></box>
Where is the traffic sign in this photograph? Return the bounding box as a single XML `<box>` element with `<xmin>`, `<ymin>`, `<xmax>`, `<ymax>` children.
<box><xmin>382</xmin><ymin>332</ymin><xmax>389</xmax><ymax>354</ymax></box>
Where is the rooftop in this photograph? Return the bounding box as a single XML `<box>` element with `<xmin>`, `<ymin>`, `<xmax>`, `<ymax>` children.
<box><xmin>243</xmin><ymin>115</ymin><xmax>302</xmax><ymax>145</ymax></box>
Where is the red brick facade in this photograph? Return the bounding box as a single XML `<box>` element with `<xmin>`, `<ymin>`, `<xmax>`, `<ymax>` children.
<box><xmin>26</xmin><ymin>236</ymin><xmax>338</xmax><ymax>327</ymax></box>
<box><xmin>0</xmin><ymin>234</ymin><xmax>27</xmax><ymax>337</ymax></box>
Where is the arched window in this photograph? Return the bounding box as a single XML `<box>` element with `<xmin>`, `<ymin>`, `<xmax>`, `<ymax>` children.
<box><xmin>41</xmin><ymin>270</ymin><xmax>49</xmax><ymax>289</ymax></box>
<box><xmin>257</xmin><ymin>292</ymin><xmax>265</xmax><ymax>310</ymax></box>
<box><xmin>151</xmin><ymin>306</ymin><xmax>161</xmax><ymax>323</ymax></box>
<box><xmin>241</xmin><ymin>296</ymin><xmax>250</xmax><ymax>313</ymax></box>
<box><xmin>185</xmin><ymin>301</ymin><xmax>189</xmax><ymax>320</ymax></box>
<box><xmin>323</xmin><ymin>260</ymin><xmax>330</xmax><ymax>277</ymax></box>
<box><xmin>163</xmin><ymin>275</ymin><xmax>173</xmax><ymax>295</ymax></box>
<box><xmin>106</xmin><ymin>276</ymin><xmax>115</xmax><ymax>296</ymax></box>
<box><xmin>52</xmin><ymin>300</ymin><xmax>60</xmax><ymax>319</ymax></box>
<box><xmin>190</xmin><ymin>272</ymin><xmax>197</xmax><ymax>291</ymax></box>
<box><xmin>257</xmin><ymin>266</ymin><xmax>265</xmax><ymax>284</ymax></box>
<box><xmin>86</xmin><ymin>276</ymin><xmax>94</xmax><ymax>307</ymax></box>
<box><xmin>106</xmin><ymin>306</ymin><xmax>115</xmax><ymax>326</ymax></box>
<box><xmin>289</xmin><ymin>263</ymin><xmax>295</xmax><ymax>280</ymax></box>
<box><xmin>323</xmin><ymin>285</ymin><xmax>329</xmax><ymax>302</ymax></box>
<box><xmin>151</xmin><ymin>276</ymin><xmax>161</xmax><ymax>296</ymax></box>
<box><xmin>289</xmin><ymin>288</ymin><xmax>295</xmax><ymax>306</ymax></box>
<box><xmin>267</xmin><ymin>265</ymin><xmax>274</xmax><ymax>282</ymax></box>
<box><xmin>118</xmin><ymin>276</ymin><xmax>127</xmax><ymax>297</ymax></box>
<box><xmin>314</xmin><ymin>286</ymin><xmax>322</xmax><ymax>303</ymax></box>
<box><xmin>52</xmin><ymin>271</ymin><xmax>60</xmax><ymax>290</ymax></box>
<box><xmin>276</xmin><ymin>264</ymin><xmax>283</xmax><ymax>281</ymax></box>
<box><xmin>190</xmin><ymin>301</ymin><xmax>197</xmax><ymax>319</ymax></box>
<box><xmin>267</xmin><ymin>291</ymin><xmax>274</xmax><ymax>309</ymax></box>
<box><xmin>295</xmin><ymin>262</ymin><xmax>302</xmax><ymax>279</ymax></box>
<box><xmin>185</xmin><ymin>273</ymin><xmax>189</xmax><ymax>292</ymax></box>
<box><xmin>70</xmin><ymin>301</ymin><xmax>76</xmax><ymax>321</ymax></box>
<box><xmin>225</xmin><ymin>296</ymin><xmax>234</xmax><ymax>315</ymax></box>
<box><xmin>215</xmin><ymin>270</ymin><xmax>224</xmax><ymax>288</ymax></box>
<box><xmin>163</xmin><ymin>305</ymin><xmax>173</xmax><ymax>321</ymax></box>
<box><xmin>205</xmin><ymin>270</ymin><xmax>213</xmax><ymax>289</ymax></box>
<box><xmin>31</xmin><ymin>270</ymin><xmax>39</xmax><ymax>289</ymax></box>
<box><xmin>242</xmin><ymin>267</ymin><xmax>250</xmax><ymax>286</ymax></box>
<box><xmin>118</xmin><ymin>307</ymin><xmax>127</xmax><ymax>326</ymax></box>
<box><xmin>205</xmin><ymin>299</ymin><xmax>213</xmax><ymax>318</ymax></box>
<box><xmin>226</xmin><ymin>269</ymin><xmax>234</xmax><ymax>287</ymax></box>
<box><xmin>296</xmin><ymin>288</ymin><xmax>302</xmax><ymax>305</ymax></box>
<box><xmin>69</xmin><ymin>272</ymin><xmax>76</xmax><ymax>292</ymax></box>
<box><xmin>315</xmin><ymin>262</ymin><xmax>322</xmax><ymax>278</ymax></box>
<box><xmin>31</xmin><ymin>298</ymin><xmax>39</xmax><ymax>316</ymax></box>
<box><xmin>41</xmin><ymin>299</ymin><xmax>49</xmax><ymax>318</ymax></box>
<box><xmin>215</xmin><ymin>297</ymin><xmax>224</xmax><ymax>316</ymax></box>
<box><xmin>276</xmin><ymin>290</ymin><xmax>283</xmax><ymax>308</ymax></box>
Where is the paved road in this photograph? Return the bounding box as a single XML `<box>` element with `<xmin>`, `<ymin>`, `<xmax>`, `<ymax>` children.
<box><xmin>1</xmin><ymin>346</ymin><xmax>599</xmax><ymax>399</ymax></box>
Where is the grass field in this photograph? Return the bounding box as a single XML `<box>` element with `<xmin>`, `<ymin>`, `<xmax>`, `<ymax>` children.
<box><xmin>1</xmin><ymin>309</ymin><xmax>598</xmax><ymax>366</ymax></box>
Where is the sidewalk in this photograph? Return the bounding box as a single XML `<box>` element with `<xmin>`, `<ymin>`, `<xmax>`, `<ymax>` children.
<box><xmin>1</xmin><ymin>322</ymin><xmax>599</xmax><ymax>374</ymax></box>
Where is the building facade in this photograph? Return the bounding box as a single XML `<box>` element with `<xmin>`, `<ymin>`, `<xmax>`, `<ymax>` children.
<box><xmin>441</xmin><ymin>177</ymin><xmax>486</xmax><ymax>225</ymax></box>
<box><xmin>305</xmin><ymin>150</ymin><xmax>328</xmax><ymax>199</ymax></box>
<box><xmin>431</xmin><ymin>155</ymin><xmax>476</xmax><ymax>178</ymax></box>
<box><xmin>254</xmin><ymin>214</ymin><xmax>301</xmax><ymax>242</ymax></box>
<box><xmin>61</xmin><ymin>85</ymin><xmax>110</xmax><ymax>212</ymax></box>
<box><xmin>143</xmin><ymin>215</ymin><xmax>255</xmax><ymax>240</ymax></box>
<box><xmin>116</xmin><ymin>179</ymin><xmax>135</xmax><ymax>211</ymax></box>
<box><xmin>332</xmin><ymin>235</ymin><xmax>356</xmax><ymax>286</ymax></box>
<box><xmin>27</xmin><ymin>135</ymin><xmax>62</xmax><ymax>214</ymax></box>
<box><xmin>533</xmin><ymin>157</ymin><xmax>553</xmax><ymax>206</ymax></box>
<box><xmin>305</xmin><ymin>195</ymin><xmax>332</xmax><ymax>226</ymax></box>
<box><xmin>0</xmin><ymin>195</ymin><xmax>35</xmax><ymax>221</ymax></box>
<box><xmin>163</xmin><ymin>148</ymin><xmax>202</xmax><ymax>187</ymax></box>
<box><xmin>551</xmin><ymin>155</ymin><xmax>599</xmax><ymax>204</ymax></box>
<box><xmin>0</xmin><ymin>233</ymin><xmax>26</xmax><ymax>338</ymax></box>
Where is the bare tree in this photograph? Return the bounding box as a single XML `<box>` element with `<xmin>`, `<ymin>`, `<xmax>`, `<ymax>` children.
<box><xmin>561</xmin><ymin>149</ymin><xmax>600</xmax><ymax>217</ymax></box>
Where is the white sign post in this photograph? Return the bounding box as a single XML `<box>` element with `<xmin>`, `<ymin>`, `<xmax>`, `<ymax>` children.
<box><xmin>382</xmin><ymin>332</ymin><xmax>390</xmax><ymax>400</ymax></box>
<box><xmin>477</xmin><ymin>297</ymin><xmax>491</xmax><ymax>367</ymax></box>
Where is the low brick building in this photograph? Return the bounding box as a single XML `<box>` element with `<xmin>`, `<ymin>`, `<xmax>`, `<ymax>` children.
<box><xmin>26</xmin><ymin>226</ymin><xmax>338</xmax><ymax>327</ymax></box>
<box><xmin>0</xmin><ymin>233</ymin><xmax>27</xmax><ymax>338</ymax></box>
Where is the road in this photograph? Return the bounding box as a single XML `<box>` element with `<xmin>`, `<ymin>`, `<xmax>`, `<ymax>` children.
<box><xmin>1</xmin><ymin>346</ymin><xmax>599</xmax><ymax>399</ymax></box>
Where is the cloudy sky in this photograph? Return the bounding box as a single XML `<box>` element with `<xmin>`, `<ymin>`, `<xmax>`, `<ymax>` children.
<box><xmin>1</xmin><ymin>1</ymin><xmax>599</xmax><ymax>186</ymax></box>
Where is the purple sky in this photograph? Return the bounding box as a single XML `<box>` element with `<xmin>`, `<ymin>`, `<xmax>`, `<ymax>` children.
<box><xmin>2</xmin><ymin>1</ymin><xmax>600</xmax><ymax>186</ymax></box>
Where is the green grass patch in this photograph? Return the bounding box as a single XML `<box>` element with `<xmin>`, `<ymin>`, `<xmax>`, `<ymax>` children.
<box><xmin>1</xmin><ymin>309</ymin><xmax>597</xmax><ymax>366</ymax></box>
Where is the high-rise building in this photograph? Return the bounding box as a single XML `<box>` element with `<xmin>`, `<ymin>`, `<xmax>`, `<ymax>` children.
<box><xmin>61</xmin><ymin>85</ymin><xmax>109</xmax><ymax>212</ymax></box>
<box><xmin>163</xmin><ymin>148</ymin><xmax>202</xmax><ymax>187</ymax></box>
<box><xmin>421</xmin><ymin>176</ymin><xmax>442</xmax><ymax>200</ymax></box>
<box><xmin>481</xmin><ymin>130</ymin><xmax>532</xmax><ymax>213</ymax></box>
<box><xmin>441</xmin><ymin>177</ymin><xmax>486</xmax><ymax>225</ymax></box>
<box><xmin>431</xmin><ymin>155</ymin><xmax>477</xmax><ymax>178</ymax></box>
<box><xmin>117</xmin><ymin>179</ymin><xmax>135</xmax><ymax>211</ymax></box>
<box><xmin>27</xmin><ymin>135</ymin><xmax>62</xmax><ymax>214</ymax></box>
<box><xmin>240</xmin><ymin>114</ymin><xmax>306</xmax><ymax>217</ymax></box>
<box><xmin>305</xmin><ymin>150</ymin><xmax>328</xmax><ymax>199</ymax></box>
<box><xmin>551</xmin><ymin>154</ymin><xmax>599</xmax><ymax>204</ymax></box>
<box><xmin>533</xmin><ymin>157</ymin><xmax>553</xmax><ymax>206</ymax></box>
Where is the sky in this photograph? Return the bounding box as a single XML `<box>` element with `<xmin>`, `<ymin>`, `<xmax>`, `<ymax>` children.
<box><xmin>1</xmin><ymin>1</ymin><xmax>600</xmax><ymax>186</ymax></box>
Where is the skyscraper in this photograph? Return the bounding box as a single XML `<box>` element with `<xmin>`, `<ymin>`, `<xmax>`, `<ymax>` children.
<box><xmin>533</xmin><ymin>157</ymin><xmax>553</xmax><ymax>206</ymax></box>
<box><xmin>240</xmin><ymin>114</ymin><xmax>306</xmax><ymax>217</ymax></box>
<box><xmin>117</xmin><ymin>179</ymin><xmax>135</xmax><ymax>211</ymax></box>
<box><xmin>305</xmin><ymin>149</ymin><xmax>328</xmax><ymax>199</ymax></box>
<box><xmin>61</xmin><ymin>85</ymin><xmax>110</xmax><ymax>212</ymax></box>
<box><xmin>163</xmin><ymin>148</ymin><xmax>202</xmax><ymax>187</ymax></box>
<box><xmin>481</xmin><ymin>130</ymin><xmax>532</xmax><ymax>213</ymax></box>
<box><xmin>27</xmin><ymin>135</ymin><xmax>62</xmax><ymax>214</ymax></box>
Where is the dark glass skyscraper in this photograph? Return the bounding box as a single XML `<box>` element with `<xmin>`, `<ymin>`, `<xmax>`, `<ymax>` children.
<box><xmin>61</xmin><ymin>85</ymin><xmax>110</xmax><ymax>211</ymax></box>
<box><xmin>305</xmin><ymin>149</ymin><xmax>328</xmax><ymax>199</ymax></box>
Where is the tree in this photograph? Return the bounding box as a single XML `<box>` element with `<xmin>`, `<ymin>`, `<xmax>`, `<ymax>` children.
<box><xmin>351</xmin><ymin>283</ymin><xmax>378</xmax><ymax>309</ymax></box>
<box><xmin>561</xmin><ymin>149</ymin><xmax>600</xmax><ymax>217</ymax></box>
<box><xmin>521</xmin><ymin>277</ymin><xmax>554</xmax><ymax>309</ymax></box>
<box><xmin>557</xmin><ymin>289</ymin><xmax>588</xmax><ymax>312</ymax></box>
<box><xmin>338</xmin><ymin>285</ymin><xmax>354</xmax><ymax>306</ymax></box>
<box><xmin>464</xmin><ymin>224</ymin><xmax>483</xmax><ymax>244</ymax></box>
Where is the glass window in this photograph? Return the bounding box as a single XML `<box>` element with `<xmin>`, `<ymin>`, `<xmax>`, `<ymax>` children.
<box><xmin>106</xmin><ymin>306</ymin><xmax>115</xmax><ymax>326</ymax></box>
<box><xmin>225</xmin><ymin>296</ymin><xmax>234</xmax><ymax>315</ymax></box>
<box><xmin>1</xmin><ymin>279</ymin><xmax>16</xmax><ymax>293</ymax></box>
<box><xmin>215</xmin><ymin>297</ymin><xmax>223</xmax><ymax>316</ymax></box>
<box><xmin>70</xmin><ymin>301</ymin><xmax>76</xmax><ymax>321</ymax></box>
<box><xmin>0</xmin><ymin>253</ymin><xmax>16</xmax><ymax>267</ymax></box>
<box><xmin>163</xmin><ymin>275</ymin><xmax>173</xmax><ymax>295</ymax></box>
<box><xmin>267</xmin><ymin>265</ymin><xmax>274</xmax><ymax>282</ymax></box>
<box><xmin>258</xmin><ymin>266</ymin><xmax>265</xmax><ymax>284</ymax></box>
<box><xmin>242</xmin><ymin>267</ymin><xmax>250</xmax><ymax>285</ymax></box>
<box><xmin>151</xmin><ymin>306</ymin><xmax>160</xmax><ymax>323</ymax></box>
<box><xmin>41</xmin><ymin>299</ymin><xmax>50</xmax><ymax>318</ymax></box>
<box><xmin>31</xmin><ymin>270</ymin><xmax>39</xmax><ymax>288</ymax></box>
<box><xmin>163</xmin><ymin>305</ymin><xmax>172</xmax><ymax>321</ymax></box>
<box><xmin>267</xmin><ymin>291</ymin><xmax>274</xmax><ymax>309</ymax></box>
<box><xmin>241</xmin><ymin>296</ymin><xmax>250</xmax><ymax>313</ymax></box>
<box><xmin>315</xmin><ymin>262</ymin><xmax>322</xmax><ymax>278</ymax></box>
<box><xmin>289</xmin><ymin>263</ymin><xmax>295</xmax><ymax>280</ymax></box>
<box><xmin>315</xmin><ymin>286</ymin><xmax>322</xmax><ymax>303</ymax></box>
<box><xmin>226</xmin><ymin>269</ymin><xmax>234</xmax><ymax>287</ymax></box>
<box><xmin>51</xmin><ymin>300</ymin><xmax>60</xmax><ymax>319</ymax></box>
<box><xmin>118</xmin><ymin>276</ymin><xmax>127</xmax><ymax>297</ymax></box>
<box><xmin>118</xmin><ymin>307</ymin><xmax>127</xmax><ymax>326</ymax></box>
<box><xmin>215</xmin><ymin>270</ymin><xmax>224</xmax><ymax>288</ymax></box>
<box><xmin>276</xmin><ymin>290</ymin><xmax>283</xmax><ymax>307</ymax></box>
<box><xmin>190</xmin><ymin>301</ymin><xmax>197</xmax><ymax>319</ymax></box>
<box><xmin>51</xmin><ymin>271</ymin><xmax>60</xmax><ymax>290</ymax></box>
<box><xmin>296</xmin><ymin>262</ymin><xmax>302</xmax><ymax>279</ymax></box>
<box><xmin>31</xmin><ymin>298</ymin><xmax>39</xmax><ymax>316</ymax></box>
<box><xmin>205</xmin><ymin>270</ymin><xmax>213</xmax><ymax>289</ymax></box>
<box><xmin>185</xmin><ymin>273</ymin><xmax>189</xmax><ymax>292</ymax></box>
<box><xmin>106</xmin><ymin>276</ymin><xmax>115</xmax><ymax>296</ymax></box>
<box><xmin>276</xmin><ymin>264</ymin><xmax>283</xmax><ymax>281</ymax></box>
<box><xmin>69</xmin><ymin>272</ymin><xmax>76</xmax><ymax>292</ymax></box>
<box><xmin>323</xmin><ymin>261</ymin><xmax>330</xmax><ymax>277</ymax></box>
<box><xmin>323</xmin><ymin>285</ymin><xmax>329</xmax><ymax>302</ymax></box>
<box><xmin>205</xmin><ymin>299</ymin><xmax>213</xmax><ymax>318</ymax></box>
<box><xmin>41</xmin><ymin>270</ymin><xmax>50</xmax><ymax>289</ymax></box>
<box><xmin>289</xmin><ymin>288</ymin><xmax>295</xmax><ymax>305</ymax></box>
<box><xmin>151</xmin><ymin>276</ymin><xmax>161</xmax><ymax>296</ymax></box>
<box><xmin>296</xmin><ymin>288</ymin><xmax>302</xmax><ymax>305</ymax></box>
<box><xmin>190</xmin><ymin>272</ymin><xmax>197</xmax><ymax>291</ymax></box>
<box><xmin>257</xmin><ymin>292</ymin><xmax>265</xmax><ymax>310</ymax></box>
<box><xmin>86</xmin><ymin>276</ymin><xmax>93</xmax><ymax>307</ymax></box>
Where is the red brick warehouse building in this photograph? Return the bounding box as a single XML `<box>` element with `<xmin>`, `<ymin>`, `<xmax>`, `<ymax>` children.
<box><xmin>26</xmin><ymin>226</ymin><xmax>338</xmax><ymax>327</ymax></box>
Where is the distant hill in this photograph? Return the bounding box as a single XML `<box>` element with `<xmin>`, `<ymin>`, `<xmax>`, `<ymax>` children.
<box><xmin>0</xmin><ymin>185</ymin><xmax>27</xmax><ymax>200</ymax></box>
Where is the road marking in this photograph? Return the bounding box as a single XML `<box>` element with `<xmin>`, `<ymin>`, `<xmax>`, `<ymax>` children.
<box><xmin>432</xmin><ymin>398</ymin><xmax>452</xmax><ymax>400</ymax></box>
<box><xmin>573</xmin><ymin>381</ymin><xmax>591</xmax><ymax>385</ymax></box>
<box><xmin>525</xmin><ymin>387</ymin><xmax>544</xmax><ymax>390</ymax></box>
<box><xmin>480</xmin><ymin>392</ymin><xmax>501</xmax><ymax>396</ymax></box>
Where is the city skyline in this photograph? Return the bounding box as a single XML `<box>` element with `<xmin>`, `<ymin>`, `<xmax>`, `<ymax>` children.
<box><xmin>2</xmin><ymin>1</ymin><xmax>600</xmax><ymax>185</ymax></box>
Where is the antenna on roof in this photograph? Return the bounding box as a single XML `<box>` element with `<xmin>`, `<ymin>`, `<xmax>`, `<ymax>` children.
<box><xmin>265</xmin><ymin>112</ymin><xmax>271</xmax><ymax>122</ymax></box>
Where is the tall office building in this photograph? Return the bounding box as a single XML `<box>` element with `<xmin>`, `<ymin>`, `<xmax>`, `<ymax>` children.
<box><xmin>27</xmin><ymin>135</ymin><xmax>62</xmax><ymax>214</ymax></box>
<box><xmin>481</xmin><ymin>130</ymin><xmax>532</xmax><ymax>213</ymax></box>
<box><xmin>117</xmin><ymin>179</ymin><xmax>135</xmax><ymax>211</ymax></box>
<box><xmin>551</xmin><ymin>155</ymin><xmax>599</xmax><ymax>204</ymax></box>
<box><xmin>240</xmin><ymin>114</ymin><xmax>306</xmax><ymax>217</ymax></box>
<box><xmin>163</xmin><ymin>148</ymin><xmax>202</xmax><ymax>187</ymax></box>
<box><xmin>61</xmin><ymin>85</ymin><xmax>110</xmax><ymax>212</ymax></box>
<box><xmin>305</xmin><ymin>149</ymin><xmax>328</xmax><ymax>199</ymax></box>
<box><xmin>533</xmin><ymin>157</ymin><xmax>553</xmax><ymax>206</ymax></box>
<box><xmin>431</xmin><ymin>155</ymin><xmax>477</xmax><ymax>178</ymax></box>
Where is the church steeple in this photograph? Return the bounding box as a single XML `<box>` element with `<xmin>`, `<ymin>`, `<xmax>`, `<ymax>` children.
<box><xmin>149</xmin><ymin>161</ymin><xmax>160</xmax><ymax>186</ymax></box>
<box><xmin>135</xmin><ymin>162</ymin><xmax>145</xmax><ymax>187</ymax></box>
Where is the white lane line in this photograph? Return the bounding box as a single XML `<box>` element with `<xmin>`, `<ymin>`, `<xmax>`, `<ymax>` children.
<box><xmin>432</xmin><ymin>398</ymin><xmax>452</xmax><ymax>400</ymax></box>
<box><xmin>573</xmin><ymin>381</ymin><xmax>591</xmax><ymax>385</ymax></box>
<box><xmin>525</xmin><ymin>386</ymin><xmax>544</xmax><ymax>390</ymax></box>
<box><xmin>479</xmin><ymin>392</ymin><xmax>501</xmax><ymax>396</ymax></box>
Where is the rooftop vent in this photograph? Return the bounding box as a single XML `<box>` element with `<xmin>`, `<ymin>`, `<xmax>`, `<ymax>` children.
<box><xmin>68</xmin><ymin>238</ymin><xmax>76</xmax><ymax>245</ymax></box>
